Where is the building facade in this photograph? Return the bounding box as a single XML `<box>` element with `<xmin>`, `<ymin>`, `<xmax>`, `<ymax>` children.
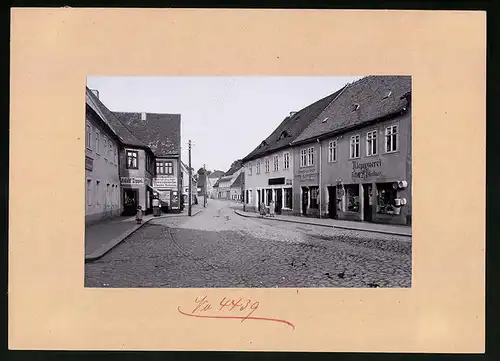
<box><xmin>291</xmin><ymin>76</ymin><xmax>412</xmax><ymax>225</ymax></box>
<box><xmin>85</xmin><ymin>91</ymin><xmax>122</xmax><ymax>224</ymax></box>
<box><xmin>215</xmin><ymin>162</ymin><xmax>243</xmax><ymax>200</ymax></box>
<box><xmin>242</xmin><ymin>89</ymin><xmax>345</xmax><ymax>216</ymax></box>
<box><xmin>181</xmin><ymin>161</ymin><xmax>198</xmax><ymax>205</ymax></box>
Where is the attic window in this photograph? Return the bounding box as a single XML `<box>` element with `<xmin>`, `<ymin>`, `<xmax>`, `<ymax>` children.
<box><xmin>321</xmin><ymin>117</ymin><xmax>329</xmax><ymax>123</ymax></box>
<box><xmin>352</xmin><ymin>103</ymin><xmax>360</xmax><ymax>112</ymax></box>
<box><xmin>383</xmin><ymin>91</ymin><xmax>392</xmax><ymax>99</ymax></box>
<box><xmin>279</xmin><ymin>131</ymin><xmax>289</xmax><ymax>140</ymax></box>
<box><xmin>260</xmin><ymin>140</ymin><xmax>268</xmax><ymax>148</ymax></box>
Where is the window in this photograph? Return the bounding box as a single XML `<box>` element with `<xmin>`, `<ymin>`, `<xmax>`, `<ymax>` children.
<box><xmin>300</xmin><ymin>149</ymin><xmax>307</xmax><ymax>167</ymax></box>
<box><xmin>273</xmin><ymin>155</ymin><xmax>279</xmax><ymax>171</ymax></box>
<box><xmin>345</xmin><ymin>184</ymin><xmax>360</xmax><ymax>212</ymax></box>
<box><xmin>95</xmin><ymin>130</ymin><xmax>100</xmax><ymax>154</ymax></box>
<box><xmin>104</xmin><ymin>137</ymin><xmax>108</xmax><ymax>160</ymax></box>
<box><xmin>109</xmin><ymin>143</ymin><xmax>113</xmax><ymax>162</ymax></box>
<box><xmin>265</xmin><ymin>159</ymin><xmax>270</xmax><ymax>173</ymax></box>
<box><xmin>366</xmin><ymin>130</ymin><xmax>378</xmax><ymax>156</ymax></box>
<box><xmin>86</xmin><ymin>179</ymin><xmax>92</xmax><ymax>206</ymax></box>
<box><xmin>309</xmin><ymin>186</ymin><xmax>319</xmax><ymax>209</ymax></box>
<box><xmin>126</xmin><ymin>150</ymin><xmax>138</xmax><ymax>169</ymax></box>
<box><xmin>114</xmin><ymin>147</ymin><xmax>118</xmax><ymax>165</ymax></box>
<box><xmin>256</xmin><ymin>160</ymin><xmax>261</xmax><ymax>174</ymax></box>
<box><xmin>377</xmin><ymin>183</ymin><xmax>398</xmax><ymax>214</ymax></box>
<box><xmin>307</xmin><ymin>147</ymin><xmax>314</xmax><ymax>166</ymax></box>
<box><xmin>349</xmin><ymin>135</ymin><xmax>360</xmax><ymax>159</ymax></box>
<box><xmin>385</xmin><ymin>124</ymin><xmax>398</xmax><ymax>153</ymax></box>
<box><xmin>156</xmin><ymin>160</ymin><xmax>173</xmax><ymax>175</ymax></box>
<box><xmin>328</xmin><ymin>140</ymin><xmax>337</xmax><ymax>162</ymax></box>
<box><xmin>95</xmin><ymin>180</ymin><xmax>100</xmax><ymax>206</ymax></box>
<box><xmin>106</xmin><ymin>184</ymin><xmax>110</xmax><ymax>207</ymax></box>
<box><xmin>284</xmin><ymin>188</ymin><xmax>292</xmax><ymax>209</ymax></box>
<box><xmin>283</xmin><ymin>152</ymin><xmax>290</xmax><ymax>169</ymax></box>
<box><xmin>86</xmin><ymin>123</ymin><xmax>92</xmax><ymax>150</ymax></box>
<box><xmin>248</xmin><ymin>164</ymin><xmax>252</xmax><ymax>176</ymax></box>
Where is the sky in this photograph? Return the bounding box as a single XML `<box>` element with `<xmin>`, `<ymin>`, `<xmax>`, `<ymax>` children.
<box><xmin>87</xmin><ymin>76</ymin><xmax>363</xmax><ymax>172</ymax></box>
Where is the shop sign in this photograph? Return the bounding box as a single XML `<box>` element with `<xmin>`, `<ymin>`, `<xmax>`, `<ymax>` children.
<box><xmin>85</xmin><ymin>156</ymin><xmax>93</xmax><ymax>171</ymax></box>
<box><xmin>121</xmin><ymin>177</ymin><xmax>144</xmax><ymax>185</ymax></box>
<box><xmin>351</xmin><ymin>160</ymin><xmax>383</xmax><ymax>180</ymax></box>
<box><xmin>153</xmin><ymin>176</ymin><xmax>177</xmax><ymax>188</ymax></box>
<box><xmin>298</xmin><ymin>168</ymin><xmax>317</xmax><ymax>182</ymax></box>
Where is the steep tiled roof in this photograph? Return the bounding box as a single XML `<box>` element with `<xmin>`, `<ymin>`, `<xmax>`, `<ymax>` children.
<box><xmin>223</xmin><ymin>163</ymin><xmax>242</xmax><ymax>177</ymax></box>
<box><xmin>230</xmin><ymin>172</ymin><xmax>244</xmax><ymax>188</ymax></box>
<box><xmin>86</xmin><ymin>87</ymin><xmax>149</xmax><ymax>148</ymax></box>
<box><xmin>213</xmin><ymin>179</ymin><xmax>220</xmax><ymax>188</ymax></box>
<box><xmin>242</xmin><ymin>86</ymin><xmax>346</xmax><ymax>162</ymax></box>
<box><xmin>113</xmin><ymin>111</ymin><xmax>181</xmax><ymax>157</ymax></box>
<box><xmin>293</xmin><ymin>76</ymin><xmax>412</xmax><ymax>144</ymax></box>
<box><xmin>208</xmin><ymin>170</ymin><xmax>225</xmax><ymax>179</ymax></box>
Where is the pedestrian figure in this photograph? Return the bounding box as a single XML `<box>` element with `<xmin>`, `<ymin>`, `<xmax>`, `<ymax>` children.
<box><xmin>152</xmin><ymin>196</ymin><xmax>160</xmax><ymax>217</ymax></box>
<box><xmin>135</xmin><ymin>205</ymin><xmax>144</xmax><ymax>224</ymax></box>
<box><xmin>259</xmin><ymin>202</ymin><xmax>266</xmax><ymax>218</ymax></box>
<box><xmin>269</xmin><ymin>200</ymin><xmax>275</xmax><ymax>217</ymax></box>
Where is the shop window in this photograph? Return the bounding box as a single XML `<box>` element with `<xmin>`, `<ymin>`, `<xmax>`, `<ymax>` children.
<box><xmin>309</xmin><ymin>186</ymin><xmax>319</xmax><ymax>209</ymax></box>
<box><xmin>126</xmin><ymin>150</ymin><xmax>138</xmax><ymax>169</ymax></box>
<box><xmin>345</xmin><ymin>184</ymin><xmax>360</xmax><ymax>212</ymax></box>
<box><xmin>385</xmin><ymin>124</ymin><xmax>398</xmax><ymax>153</ymax></box>
<box><xmin>349</xmin><ymin>135</ymin><xmax>360</xmax><ymax>159</ymax></box>
<box><xmin>366</xmin><ymin>130</ymin><xmax>378</xmax><ymax>156</ymax></box>
<box><xmin>376</xmin><ymin>183</ymin><xmax>398</xmax><ymax>214</ymax></box>
<box><xmin>86</xmin><ymin>179</ymin><xmax>92</xmax><ymax>206</ymax></box>
<box><xmin>283</xmin><ymin>152</ymin><xmax>290</xmax><ymax>169</ymax></box>
<box><xmin>284</xmin><ymin>188</ymin><xmax>293</xmax><ymax>209</ymax></box>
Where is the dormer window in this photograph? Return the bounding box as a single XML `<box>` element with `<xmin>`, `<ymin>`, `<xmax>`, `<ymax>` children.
<box><xmin>279</xmin><ymin>131</ymin><xmax>289</xmax><ymax>140</ymax></box>
<box><xmin>383</xmin><ymin>90</ymin><xmax>392</xmax><ymax>99</ymax></box>
<box><xmin>259</xmin><ymin>140</ymin><xmax>268</xmax><ymax>148</ymax></box>
<box><xmin>352</xmin><ymin>103</ymin><xmax>360</xmax><ymax>112</ymax></box>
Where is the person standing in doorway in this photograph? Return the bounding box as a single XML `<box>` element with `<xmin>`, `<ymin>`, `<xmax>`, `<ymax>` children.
<box><xmin>269</xmin><ymin>200</ymin><xmax>275</xmax><ymax>217</ymax></box>
<box><xmin>152</xmin><ymin>196</ymin><xmax>160</xmax><ymax>217</ymax></box>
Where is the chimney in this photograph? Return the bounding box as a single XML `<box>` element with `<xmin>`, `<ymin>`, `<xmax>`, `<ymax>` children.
<box><xmin>141</xmin><ymin>111</ymin><xmax>147</xmax><ymax>120</ymax></box>
<box><xmin>289</xmin><ymin>111</ymin><xmax>297</xmax><ymax>116</ymax></box>
<box><xmin>91</xmin><ymin>89</ymin><xmax>99</xmax><ymax>99</ymax></box>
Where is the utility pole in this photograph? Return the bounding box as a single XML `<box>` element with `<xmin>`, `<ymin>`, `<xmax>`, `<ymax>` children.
<box><xmin>188</xmin><ymin>140</ymin><xmax>192</xmax><ymax>216</ymax></box>
<box><xmin>203</xmin><ymin>163</ymin><xmax>207</xmax><ymax>208</ymax></box>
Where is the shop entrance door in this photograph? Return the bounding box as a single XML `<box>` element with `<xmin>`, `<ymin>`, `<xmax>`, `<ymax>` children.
<box><xmin>327</xmin><ymin>186</ymin><xmax>337</xmax><ymax>219</ymax></box>
<box><xmin>275</xmin><ymin>189</ymin><xmax>283</xmax><ymax>214</ymax></box>
<box><xmin>257</xmin><ymin>190</ymin><xmax>261</xmax><ymax>211</ymax></box>
<box><xmin>363</xmin><ymin>184</ymin><xmax>373</xmax><ymax>222</ymax></box>
<box><xmin>301</xmin><ymin>187</ymin><xmax>309</xmax><ymax>216</ymax></box>
<box><xmin>123</xmin><ymin>189</ymin><xmax>138</xmax><ymax>216</ymax></box>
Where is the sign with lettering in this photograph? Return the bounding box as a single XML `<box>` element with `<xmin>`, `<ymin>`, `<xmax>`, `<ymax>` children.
<box><xmin>153</xmin><ymin>176</ymin><xmax>178</xmax><ymax>188</ymax></box>
<box><xmin>351</xmin><ymin>160</ymin><xmax>383</xmax><ymax>180</ymax></box>
<box><xmin>298</xmin><ymin>167</ymin><xmax>318</xmax><ymax>182</ymax></box>
<box><xmin>121</xmin><ymin>177</ymin><xmax>144</xmax><ymax>185</ymax></box>
<box><xmin>85</xmin><ymin>156</ymin><xmax>93</xmax><ymax>171</ymax></box>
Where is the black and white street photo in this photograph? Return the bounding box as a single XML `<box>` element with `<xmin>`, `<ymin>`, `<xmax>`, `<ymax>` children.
<box><xmin>84</xmin><ymin>76</ymin><xmax>412</xmax><ymax>288</ymax></box>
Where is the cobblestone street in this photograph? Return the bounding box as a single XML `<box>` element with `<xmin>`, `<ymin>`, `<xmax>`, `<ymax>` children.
<box><xmin>85</xmin><ymin>199</ymin><xmax>412</xmax><ymax>288</ymax></box>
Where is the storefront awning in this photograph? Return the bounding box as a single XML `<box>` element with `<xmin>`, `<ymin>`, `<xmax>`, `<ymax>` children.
<box><xmin>147</xmin><ymin>184</ymin><xmax>162</xmax><ymax>194</ymax></box>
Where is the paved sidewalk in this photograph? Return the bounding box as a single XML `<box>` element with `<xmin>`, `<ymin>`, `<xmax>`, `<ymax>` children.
<box><xmin>85</xmin><ymin>205</ymin><xmax>203</xmax><ymax>262</ymax></box>
<box><xmin>234</xmin><ymin>209</ymin><xmax>412</xmax><ymax>237</ymax></box>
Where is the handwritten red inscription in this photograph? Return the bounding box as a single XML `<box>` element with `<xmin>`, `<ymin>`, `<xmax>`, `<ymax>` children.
<box><xmin>177</xmin><ymin>296</ymin><xmax>295</xmax><ymax>331</ymax></box>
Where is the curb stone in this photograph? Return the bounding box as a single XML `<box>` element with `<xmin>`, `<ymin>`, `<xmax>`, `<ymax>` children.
<box><xmin>233</xmin><ymin>210</ymin><xmax>411</xmax><ymax>238</ymax></box>
<box><xmin>85</xmin><ymin>208</ymin><xmax>204</xmax><ymax>263</ymax></box>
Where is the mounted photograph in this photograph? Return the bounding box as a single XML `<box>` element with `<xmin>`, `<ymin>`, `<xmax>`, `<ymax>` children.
<box><xmin>84</xmin><ymin>75</ymin><xmax>412</xmax><ymax>288</ymax></box>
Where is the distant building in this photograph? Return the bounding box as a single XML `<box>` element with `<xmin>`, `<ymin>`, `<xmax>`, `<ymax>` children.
<box><xmin>230</xmin><ymin>172</ymin><xmax>244</xmax><ymax>201</ymax></box>
<box><xmin>216</xmin><ymin>161</ymin><xmax>243</xmax><ymax>200</ymax></box>
<box><xmin>181</xmin><ymin>161</ymin><xmax>197</xmax><ymax>206</ymax></box>
<box><xmin>205</xmin><ymin>170</ymin><xmax>224</xmax><ymax>198</ymax></box>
